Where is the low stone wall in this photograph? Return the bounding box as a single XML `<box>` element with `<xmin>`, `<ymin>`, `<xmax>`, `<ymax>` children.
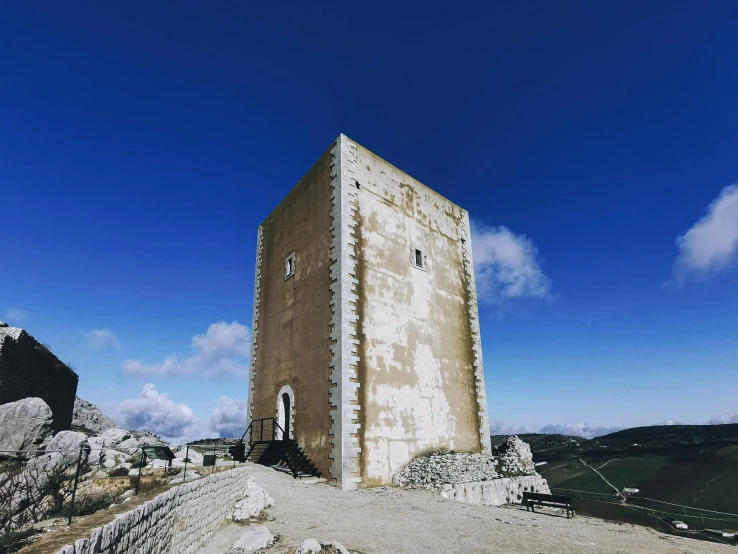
<box><xmin>55</xmin><ymin>466</ymin><xmax>254</xmax><ymax>554</ymax></box>
<box><xmin>439</xmin><ymin>475</ymin><xmax>550</xmax><ymax>506</ymax></box>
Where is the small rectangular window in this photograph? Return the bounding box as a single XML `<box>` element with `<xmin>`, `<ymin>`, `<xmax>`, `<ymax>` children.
<box><xmin>411</xmin><ymin>244</ymin><xmax>426</xmax><ymax>271</ymax></box>
<box><xmin>285</xmin><ymin>253</ymin><xmax>296</xmax><ymax>280</ymax></box>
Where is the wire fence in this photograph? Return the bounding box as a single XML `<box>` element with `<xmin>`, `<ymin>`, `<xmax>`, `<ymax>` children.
<box><xmin>1</xmin><ymin>442</ymin><xmax>246</xmax><ymax>528</ymax></box>
<box><xmin>551</xmin><ymin>487</ymin><xmax>738</xmax><ymax>546</ymax></box>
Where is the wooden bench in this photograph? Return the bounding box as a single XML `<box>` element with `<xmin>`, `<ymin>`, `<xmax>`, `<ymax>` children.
<box><xmin>522</xmin><ymin>492</ymin><xmax>575</xmax><ymax>519</ymax></box>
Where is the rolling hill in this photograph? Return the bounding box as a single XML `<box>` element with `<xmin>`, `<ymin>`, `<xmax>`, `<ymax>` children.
<box><xmin>491</xmin><ymin>424</ymin><xmax>738</xmax><ymax>514</ymax></box>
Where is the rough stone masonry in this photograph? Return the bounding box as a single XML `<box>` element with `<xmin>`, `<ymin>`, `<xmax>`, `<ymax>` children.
<box><xmin>0</xmin><ymin>322</ymin><xmax>78</xmax><ymax>433</ymax></box>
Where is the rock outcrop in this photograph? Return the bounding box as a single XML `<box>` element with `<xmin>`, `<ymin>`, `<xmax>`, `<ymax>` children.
<box><xmin>72</xmin><ymin>396</ymin><xmax>118</xmax><ymax>434</ymax></box>
<box><xmin>0</xmin><ymin>325</ymin><xmax>78</xmax><ymax>432</ymax></box>
<box><xmin>0</xmin><ymin>397</ymin><xmax>54</xmax><ymax>457</ymax></box>
<box><xmin>46</xmin><ymin>430</ymin><xmax>89</xmax><ymax>465</ymax></box>
<box><xmin>493</xmin><ymin>435</ymin><xmax>536</xmax><ymax>477</ymax></box>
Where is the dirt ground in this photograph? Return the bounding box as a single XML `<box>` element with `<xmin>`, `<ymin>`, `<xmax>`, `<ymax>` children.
<box><xmin>197</xmin><ymin>464</ymin><xmax>734</xmax><ymax>554</ymax></box>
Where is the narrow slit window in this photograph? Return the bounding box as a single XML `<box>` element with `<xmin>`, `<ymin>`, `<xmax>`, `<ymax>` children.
<box><xmin>285</xmin><ymin>253</ymin><xmax>296</xmax><ymax>280</ymax></box>
<box><xmin>415</xmin><ymin>249</ymin><xmax>423</xmax><ymax>267</ymax></box>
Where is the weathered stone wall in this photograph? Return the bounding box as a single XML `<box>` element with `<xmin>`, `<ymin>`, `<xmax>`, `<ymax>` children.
<box><xmin>349</xmin><ymin>138</ymin><xmax>490</xmax><ymax>487</ymax></box>
<box><xmin>248</xmin><ymin>134</ymin><xmax>491</xmax><ymax>490</ymax></box>
<box><xmin>53</xmin><ymin>466</ymin><xmax>254</xmax><ymax>554</ymax></box>
<box><xmin>248</xmin><ymin>144</ymin><xmax>334</xmax><ymax>480</ymax></box>
<box><xmin>0</xmin><ymin>325</ymin><xmax>78</xmax><ymax>433</ymax></box>
<box><xmin>439</xmin><ymin>475</ymin><xmax>551</xmax><ymax>506</ymax></box>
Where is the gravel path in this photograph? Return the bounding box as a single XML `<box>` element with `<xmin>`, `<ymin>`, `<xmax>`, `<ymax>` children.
<box><xmin>199</xmin><ymin>464</ymin><xmax>732</xmax><ymax>554</ymax></box>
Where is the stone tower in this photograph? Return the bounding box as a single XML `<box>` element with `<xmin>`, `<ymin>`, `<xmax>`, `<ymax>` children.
<box><xmin>247</xmin><ymin>134</ymin><xmax>490</xmax><ymax>489</ymax></box>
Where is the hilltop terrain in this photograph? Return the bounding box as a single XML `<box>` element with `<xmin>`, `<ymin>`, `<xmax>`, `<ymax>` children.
<box><xmin>491</xmin><ymin>424</ymin><xmax>738</xmax><ymax>514</ymax></box>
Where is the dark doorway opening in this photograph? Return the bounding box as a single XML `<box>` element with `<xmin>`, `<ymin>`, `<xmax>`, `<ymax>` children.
<box><xmin>281</xmin><ymin>392</ymin><xmax>290</xmax><ymax>440</ymax></box>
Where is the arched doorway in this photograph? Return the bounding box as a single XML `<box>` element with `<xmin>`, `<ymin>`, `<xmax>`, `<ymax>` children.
<box><xmin>275</xmin><ymin>385</ymin><xmax>294</xmax><ymax>440</ymax></box>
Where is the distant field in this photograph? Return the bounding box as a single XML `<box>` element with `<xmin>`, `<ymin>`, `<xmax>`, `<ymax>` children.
<box><xmin>493</xmin><ymin>424</ymin><xmax>738</xmax><ymax>515</ymax></box>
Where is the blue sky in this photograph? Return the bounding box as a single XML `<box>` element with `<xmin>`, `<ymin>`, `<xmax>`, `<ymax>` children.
<box><xmin>1</xmin><ymin>2</ymin><xmax>737</xmax><ymax>441</ymax></box>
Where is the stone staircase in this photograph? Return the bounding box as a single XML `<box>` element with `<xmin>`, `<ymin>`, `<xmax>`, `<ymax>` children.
<box><xmin>243</xmin><ymin>418</ymin><xmax>320</xmax><ymax>479</ymax></box>
<box><xmin>254</xmin><ymin>439</ymin><xmax>320</xmax><ymax>479</ymax></box>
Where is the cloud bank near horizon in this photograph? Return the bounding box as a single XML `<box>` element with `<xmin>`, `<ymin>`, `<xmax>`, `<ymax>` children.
<box><xmin>121</xmin><ymin>321</ymin><xmax>250</xmax><ymax>379</ymax></box>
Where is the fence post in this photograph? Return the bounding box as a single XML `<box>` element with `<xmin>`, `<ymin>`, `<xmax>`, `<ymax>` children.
<box><xmin>67</xmin><ymin>446</ymin><xmax>86</xmax><ymax>525</ymax></box>
<box><xmin>183</xmin><ymin>445</ymin><xmax>189</xmax><ymax>484</ymax></box>
<box><xmin>135</xmin><ymin>450</ymin><xmax>147</xmax><ymax>495</ymax></box>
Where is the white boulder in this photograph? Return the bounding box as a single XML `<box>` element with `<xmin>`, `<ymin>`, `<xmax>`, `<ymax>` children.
<box><xmin>101</xmin><ymin>448</ymin><xmax>128</xmax><ymax>468</ymax></box>
<box><xmin>296</xmin><ymin>538</ymin><xmax>322</xmax><ymax>554</ymax></box>
<box><xmin>99</xmin><ymin>428</ymin><xmax>131</xmax><ymax>448</ymax></box>
<box><xmin>326</xmin><ymin>541</ymin><xmax>350</xmax><ymax>554</ymax></box>
<box><xmin>228</xmin><ymin>526</ymin><xmax>275</xmax><ymax>553</ymax></box>
<box><xmin>46</xmin><ymin>431</ymin><xmax>89</xmax><ymax>465</ymax></box>
<box><xmin>116</xmin><ymin>437</ymin><xmax>143</xmax><ymax>454</ymax></box>
<box><xmin>231</xmin><ymin>478</ymin><xmax>274</xmax><ymax>522</ymax></box>
<box><xmin>0</xmin><ymin>397</ymin><xmax>54</xmax><ymax>457</ymax></box>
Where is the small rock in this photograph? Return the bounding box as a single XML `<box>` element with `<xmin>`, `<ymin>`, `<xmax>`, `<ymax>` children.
<box><xmin>295</xmin><ymin>538</ymin><xmax>322</xmax><ymax>554</ymax></box>
<box><xmin>228</xmin><ymin>526</ymin><xmax>274</xmax><ymax>553</ymax></box>
<box><xmin>326</xmin><ymin>541</ymin><xmax>350</xmax><ymax>554</ymax></box>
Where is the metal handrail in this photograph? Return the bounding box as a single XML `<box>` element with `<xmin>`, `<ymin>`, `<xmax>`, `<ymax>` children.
<box><xmin>240</xmin><ymin>417</ymin><xmax>285</xmax><ymax>444</ymax></box>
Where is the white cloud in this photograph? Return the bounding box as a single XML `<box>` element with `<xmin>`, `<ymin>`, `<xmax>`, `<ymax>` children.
<box><xmin>85</xmin><ymin>328</ymin><xmax>121</xmax><ymax>350</ymax></box>
<box><xmin>537</xmin><ymin>422</ymin><xmax>623</xmax><ymax>439</ymax></box>
<box><xmin>708</xmin><ymin>412</ymin><xmax>738</xmax><ymax>425</ymax></box>
<box><xmin>490</xmin><ymin>419</ymin><xmax>621</xmax><ymax>439</ymax></box>
<box><xmin>671</xmin><ymin>185</ymin><xmax>738</xmax><ymax>285</ymax></box>
<box><xmin>470</xmin><ymin>220</ymin><xmax>553</xmax><ymax>305</ymax></box>
<box><xmin>116</xmin><ymin>383</ymin><xmax>201</xmax><ymax>442</ymax></box>
<box><xmin>121</xmin><ymin>321</ymin><xmax>251</xmax><ymax>379</ymax></box>
<box><xmin>4</xmin><ymin>308</ymin><xmax>29</xmax><ymax>325</ymax></box>
<box><xmin>208</xmin><ymin>396</ymin><xmax>248</xmax><ymax>438</ymax></box>
<box><xmin>489</xmin><ymin>419</ymin><xmax>535</xmax><ymax>436</ymax></box>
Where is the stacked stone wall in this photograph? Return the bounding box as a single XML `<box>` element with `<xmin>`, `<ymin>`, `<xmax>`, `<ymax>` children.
<box><xmin>439</xmin><ymin>475</ymin><xmax>550</xmax><ymax>506</ymax></box>
<box><xmin>54</xmin><ymin>466</ymin><xmax>254</xmax><ymax>554</ymax></box>
<box><xmin>0</xmin><ymin>326</ymin><xmax>78</xmax><ymax>433</ymax></box>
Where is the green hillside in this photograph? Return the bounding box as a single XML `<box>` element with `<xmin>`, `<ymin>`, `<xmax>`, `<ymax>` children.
<box><xmin>492</xmin><ymin>424</ymin><xmax>738</xmax><ymax>514</ymax></box>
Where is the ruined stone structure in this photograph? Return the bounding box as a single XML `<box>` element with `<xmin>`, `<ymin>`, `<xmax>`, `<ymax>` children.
<box><xmin>0</xmin><ymin>323</ymin><xmax>79</xmax><ymax>433</ymax></box>
<box><xmin>247</xmin><ymin>134</ymin><xmax>490</xmax><ymax>489</ymax></box>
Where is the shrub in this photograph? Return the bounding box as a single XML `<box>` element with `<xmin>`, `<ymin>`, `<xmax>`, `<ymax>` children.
<box><xmin>108</xmin><ymin>467</ymin><xmax>130</xmax><ymax>478</ymax></box>
<box><xmin>0</xmin><ymin>527</ymin><xmax>41</xmax><ymax>554</ymax></box>
<box><xmin>55</xmin><ymin>490</ymin><xmax>121</xmax><ymax>518</ymax></box>
<box><xmin>127</xmin><ymin>453</ymin><xmax>146</xmax><ymax>468</ymax></box>
<box><xmin>127</xmin><ymin>476</ymin><xmax>163</xmax><ymax>495</ymax></box>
